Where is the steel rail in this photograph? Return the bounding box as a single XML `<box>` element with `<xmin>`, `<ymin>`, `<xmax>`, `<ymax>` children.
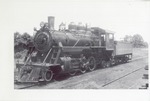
<box><xmin>101</xmin><ymin>66</ymin><xmax>144</xmax><ymax>87</ymax></box>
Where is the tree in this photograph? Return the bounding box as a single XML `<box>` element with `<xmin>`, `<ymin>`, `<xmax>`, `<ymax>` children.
<box><xmin>132</xmin><ymin>34</ymin><xmax>144</xmax><ymax>48</ymax></box>
<box><xmin>123</xmin><ymin>35</ymin><xmax>132</xmax><ymax>43</ymax></box>
<box><xmin>14</xmin><ymin>32</ymin><xmax>21</xmax><ymax>46</ymax></box>
<box><xmin>123</xmin><ymin>34</ymin><xmax>148</xmax><ymax>48</ymax></box>
<box><xmin>143</xmin><ymin>41</ymin><xmax>148</xmax><ymax>48</ymax></box>
<box><xmin>14</xmin><ymin>32</ymin><xmax>33</xmax><ymax>53</ymax></box>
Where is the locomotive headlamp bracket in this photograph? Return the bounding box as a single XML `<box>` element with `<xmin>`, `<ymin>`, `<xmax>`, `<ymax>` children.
<box><xmin>40</xmin><ymin>22</ymin><xmax>45</xmax><ymax>28</ymax></box>
<box><xmin>34</xmin><ymin>27</ymin><xmax>37</xmax><ymax>31</ymax></box>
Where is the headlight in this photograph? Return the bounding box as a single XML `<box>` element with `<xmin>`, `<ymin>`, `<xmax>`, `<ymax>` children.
<box><xmin>40</xmin><ymin>22</ymin><xmax>45</xmax><ymax>28</ymax></box>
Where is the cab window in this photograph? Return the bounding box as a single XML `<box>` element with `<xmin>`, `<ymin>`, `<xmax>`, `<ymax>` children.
<box><xmin>101</xmin><ymin>34</ymin><xmax>105</xmax><ymax>41</ymax></box>
<box><xmin>109</xmin><ymin>34</ymin><xmax>113</xmax><ymax>40</ymax></box>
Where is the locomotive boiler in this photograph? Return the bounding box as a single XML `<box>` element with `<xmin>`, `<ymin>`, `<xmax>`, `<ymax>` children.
<box><xmin>15</xmin><ymin>16</ymin><xmax>132</xmax><ymax>83</ymax></box>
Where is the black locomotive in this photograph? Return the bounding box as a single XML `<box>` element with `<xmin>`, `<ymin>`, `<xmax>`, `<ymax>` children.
<box><xmin>16</xmin><ymin>16</ymin><xmax>132</xmax><ymax>82</ymax></box>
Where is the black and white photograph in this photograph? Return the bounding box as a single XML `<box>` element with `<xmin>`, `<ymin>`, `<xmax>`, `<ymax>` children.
<box><xmin>0</xmin><ymin>0</ymin><xmax>150</xmax><ymax>101</ymax></box>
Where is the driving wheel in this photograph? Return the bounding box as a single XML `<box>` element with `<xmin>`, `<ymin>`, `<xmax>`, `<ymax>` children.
<box><xmin>101</xmin><ymin>60</ymin><xmax>107</xmax><ymax>68</ymax></box>
<box><xmin>80</xmin><ymin>65</ymin><xmax>87</xmax><ymax>74</ymax></box>
<box><xmin>88</xmin><ymin>56</ymin><xmax>96</xmax><ymax>71</ymax></box>
<box><xmin>69</xmin><ymin>70</ymin><xmax>77</xmax><ymax>76</ymax></box>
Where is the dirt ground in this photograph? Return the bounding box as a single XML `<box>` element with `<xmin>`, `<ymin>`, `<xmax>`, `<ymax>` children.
<box><xmin>132</xmin><ymin>48</ymin><xmax>148</xmax><ymax>59</ymax></box>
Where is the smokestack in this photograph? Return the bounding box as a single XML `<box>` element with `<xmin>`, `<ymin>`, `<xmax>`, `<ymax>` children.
<box><xmin>48</xmin><ymin>16</ymin><xmax>55</xmax><ymax>30</ymax></box>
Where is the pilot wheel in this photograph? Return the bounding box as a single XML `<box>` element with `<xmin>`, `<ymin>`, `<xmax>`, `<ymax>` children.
<box><xmin>44</xmin><ymin>70</ymin><xmax>53</xmax><ymax>82</ymax></box>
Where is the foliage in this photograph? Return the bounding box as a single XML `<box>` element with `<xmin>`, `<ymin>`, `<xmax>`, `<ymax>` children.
<box><xmin>14</xmin><ymin>32</ymin><xmax>33</xmax><ymax>53</ymax></box>
<box><xmin>123</xmin><ymin>34</ymin><xmax>148</xmax><ymax>48</ymax></box>
<box><xmin>132</xmin><ymin>34</ymin><xmax>144</xmax><ymax>48</ymax></box>
<box><xmin>123</xmin><ymin>35</ymin><xmax>132</xmax><ymax>43</ymax></box>
<box><xmin>15</xmin><ymin>52</ymin><xmax>22</xmax><ymax>59</ymax></box>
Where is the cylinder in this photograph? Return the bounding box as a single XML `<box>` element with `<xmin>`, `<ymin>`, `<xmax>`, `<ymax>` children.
<box><xmin>48</xmin><ymin>16</ymin><xmax>55</xmax><ymax>30</ymax></box>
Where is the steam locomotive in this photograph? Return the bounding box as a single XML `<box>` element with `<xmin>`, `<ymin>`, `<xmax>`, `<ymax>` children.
<box><xmin>16</xmin><ymin>16</ymin><xmax>132</xmax><ymax>82</ymax></box>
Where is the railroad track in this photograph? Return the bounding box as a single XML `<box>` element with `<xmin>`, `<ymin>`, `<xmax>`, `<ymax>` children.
<box><xmin>18</xmin><ymin>84</ymin><xmax>37</xmax><ymax>89</ymax></box>
<box><xmin>15</xmin><ymin>56</ymin><xmax>148</xmax><ymax>89</ymax></box>
<box><xmin>101</xmin><ymin>66</ymin><xmax>144</xmax><ymax>87</ymax></box>
<box><xmin>131</xmin><ymin>56</ymin><xmax>148</xmax><ymax>62</ymax></box>
<box><xmin>101</xmin><ymin>56</ymin><xmax>148</xmax><ymax>88</ymax></box>
<box><xmin>16</xmin><ymin>81</ymin><xmax>52</xmax><ymax>89</ymax></box>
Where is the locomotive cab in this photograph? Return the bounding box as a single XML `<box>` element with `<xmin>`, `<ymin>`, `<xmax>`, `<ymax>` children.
<box><xmin>91</xmin><ymin>27</ymin><xmax>114</xmax><ymax>50</ymax></box>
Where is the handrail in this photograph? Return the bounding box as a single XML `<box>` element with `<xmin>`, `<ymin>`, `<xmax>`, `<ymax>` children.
<box><xmin>42</xmin><ymin>48</ymin><xmax>52</xmax><ymax>65</ymax></box>
<box><xmin>23</xmin><ymin>51</ymin><xmax>34</xmax><ymax>67</ymax></box>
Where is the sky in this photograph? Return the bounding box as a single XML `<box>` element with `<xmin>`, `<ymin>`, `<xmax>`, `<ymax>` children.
<box><xmin>0</xmin><ymin>0</ymin><xmax>150</xmax><ymax>42</ymax></box>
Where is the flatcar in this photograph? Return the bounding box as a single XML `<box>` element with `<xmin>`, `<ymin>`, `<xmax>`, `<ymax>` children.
<box><xmin>15</xmin><ymin>16</ymin><xmax>132</xmax><ymax>82</ymax></box>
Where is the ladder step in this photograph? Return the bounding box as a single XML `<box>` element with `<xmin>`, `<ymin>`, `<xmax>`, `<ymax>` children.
<box><xmin>53</xmin><ymin>49</ymin><xmax>58</xmax><ymax>52</ymax></box>
<box><xmin>53</xmin><ymin>53</ymin><xmax>57</xmax><ymax>55</ymax></box>
<box><xmin>49</xmin><ymin>48</ymin><xmax>61</xmax><ymax>64</ymax></box>
<box><xmin>53</xmin><ymin>52</ymin><xmax>58</xmax><ymax>53</ymax></box>
<box><xmin>53</xmin><ymin>50</ymin><xmax>58</xmax><ymax>52</ymax></box>
<box><xmin>51</xmin><ymin>58</ymin><xmax>56</xmax><ymax>60</ymax></box>
<box><xmin>51</xmin><ymin>55</ymin><xmax>57</xmax><ymax>58</ymax></box>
